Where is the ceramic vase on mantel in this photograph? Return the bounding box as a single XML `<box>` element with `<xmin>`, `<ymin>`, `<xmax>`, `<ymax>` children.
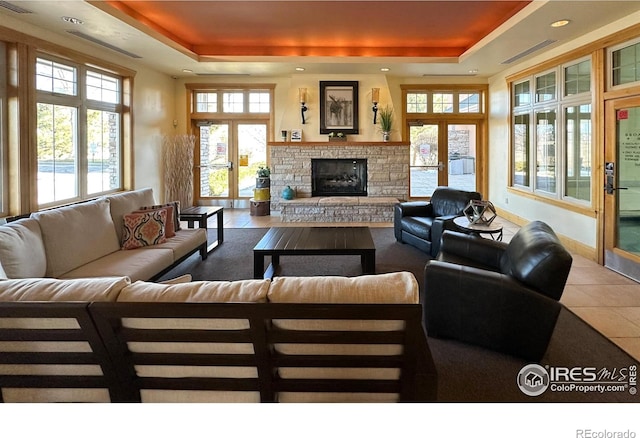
<box><xmin>382</xmin><ymin>132</ymin><xmax>391</xmax><ymax>142</ymax></box>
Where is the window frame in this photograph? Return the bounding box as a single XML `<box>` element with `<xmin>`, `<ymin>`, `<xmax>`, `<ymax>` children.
<box><xmin>35</xmin><ymin>53</ymin><xmax>125</xmax><ymax>208</ymax></box>
<box><xmin>0</xmin><ymin>41</ymin><xmax>7</xmax><ymax>216</ymax></box>
<box><xmin>508</xmin><ymin>56</ymin><xmax>594</xmax><ymax>209</ymax></box>
<box><xmin>607</xmin><ymin>36</ymin><xmax>640</xmax><ymax>91</ymax></box>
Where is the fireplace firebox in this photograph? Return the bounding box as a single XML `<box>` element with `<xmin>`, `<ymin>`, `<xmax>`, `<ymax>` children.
<box><xmin>311</xmin><ymin>158</ymin><xmax>367</xmax><ymax>196</ymax></box>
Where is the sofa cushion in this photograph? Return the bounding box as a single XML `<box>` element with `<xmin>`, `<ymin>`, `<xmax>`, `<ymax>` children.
<box><xmin>59</xmin><ymin>248</ymin><xmax>174</xmax><ymax>282</ymax></box>
<box><xmin>138</xmin><ymin>228</ymin><xmax>206</xmax><ymax>261</ymax></box>
<box><xmin>267</xmin><ymin>271</ymin><xmax>419</xmax><ymax>304</ymax></box>
<box><xmin>33</xmin><ymin>199</ymin><xmax>120</xmax><ymax>278</ymax></box>
<box><xmin>499</xmin><ymin>220</ymin><xmax>573</xmax><ymax>300</ymax></box>
<box><xmin>121</xmin><ymin>209</ymin><xmax>168</xmax><ymax>250</ymax></box>
<box><xmin>0</xmin><ymin>260</ymin><xmax>6</xmax><ymax>280</ymax></box>
<box><xmin>0</xmin><ymin>218</ymin><xmax>47</xmax><ymax>278</ymax></box>
<box><xmin>106</xmin><ymin>188</ymin><xmax>156</xmax><ymax>243</ymax></box>
<box><xmin>117</xmin><ymin>278</ymin><xmax>270</xmax><ymax>303</ymax></box>
<box><xmin>0</xmin><ymin>276</ymin><xmax>130</xmax><ymax>302</ymax></box>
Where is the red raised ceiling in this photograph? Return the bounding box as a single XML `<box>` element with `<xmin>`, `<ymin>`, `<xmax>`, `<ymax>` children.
<box><xmin>105</xmin><ymin>1</ymin><xmax>530</xmax><ymax>58</ymax></box>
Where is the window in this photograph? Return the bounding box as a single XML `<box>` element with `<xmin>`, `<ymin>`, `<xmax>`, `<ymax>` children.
<box><xmin>564</xmin><ymin>104</ymin><xmax>591</xmax><ymax>201</ymax></box>
<box><xmin>459</xmin><ymin>93</ymin><xmax>481</xmax><ymax>113</ymax></box>
<box><xmin>513</xmin><ymin>114</ymin><xmax>530</xmax><ymax>187</ymax></box>
<box><xmin>407</xmin><ymin>90</ymin><xmax>481</xmax><ymax>114</ymax></box>
<box><xmin>223</xmin><ymin>92</ymin><xmax>244</xmax><ymax>113</ymax></box>
<box><xmin>535</xmin><ymin>71</ymin><xmax>556</xmax><ymax>103</ymax></box>
<box><xmin>514</xmin><ymin>81</ymin><xmax>531</xmax><ymax>107</ymax></box>
<box><xmin>509</xmin><ymin>58</ymin><xmax>593</xmax><ymax>205</ymax></box>
<box><xmin>196</xmin><ymin>92</ymin><xmax>217</xmax><ymax>112</ymax></box>
<box><xmin>193</xmin><ymin>89</ymin><xmax>271</xmax><ymax>114</ymax></box>
<box><xmin>432</xmin><ymin>93</ymin><xmax>454</xmax><ymax>113</ymax></box>
<box><xmin>565</xmin><ymin>60</ymin><xmax>591</xmax><ymax>96</ymax></box>
<box><xmin>36</xmin><ymin>55</ymin><xmax>123</xmax><ymax>206</ymax></box>
<box><xmin>535</xmin><ymin>109</ymin><xmax>557</xmax><ymax>193</ymax></box>
<box><xmin>611</xmin><ymin>39</ymin><xmax>640</xmax><ymax>87</ymax></box>
<box><xmin>406</xmin><ymin>92</ymin><xmax>427</xmax><ymax>113</ymax></box>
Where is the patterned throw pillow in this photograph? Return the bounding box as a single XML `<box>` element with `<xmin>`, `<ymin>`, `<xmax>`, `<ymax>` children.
<box><xmin>134</xmin><ymin>205</ymin><xmax>175</xmax><ymax>237</ymax></box>
<box><xmin>139</xmin><ymin>201</ymin><xmax>181</xmax><ymax>232</ymax></box>
<box><xmin>122</xmin><ymin>209</ymin><xmax>167</xmax><ymax>250</ymax></box>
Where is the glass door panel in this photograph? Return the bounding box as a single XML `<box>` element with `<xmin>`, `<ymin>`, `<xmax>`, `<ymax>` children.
<box><xmin>447</xmin><ymin>124</ymin><xmax>477</xmax><ymax>192</ymax></box>
<box><xmin>237</xmin><ymin>123</ymin><xmax>268</xmax><ymax>198</ymax></box>
<box><xmin>198</xmin><ymin>123</ymin><xmax>230</xmax><ymax>198</ymax></box>
<box><xmin>604</xmin><ymin>97</ymin><xmax>640</xmax><ymax>281</ymax></box>
<box><xmin>409</xmin><ymin>124</ymin><xmax>441</xmax><ymax>197</ymax></box>
<box><xmin>615</xmin><ymin>107</ymin><xmax>640</xmax><ymax>255</ymax></box>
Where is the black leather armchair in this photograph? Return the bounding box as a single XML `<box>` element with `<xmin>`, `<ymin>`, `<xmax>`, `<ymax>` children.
<box><xmin>394</xmin><ymin>187</ymin><xmax>482</xmax><ymax>256</ymax></box>
<box><xmin>423</xmin><ymin>221</ymin><xmax>573</xmax><ymax>361</ymax></box>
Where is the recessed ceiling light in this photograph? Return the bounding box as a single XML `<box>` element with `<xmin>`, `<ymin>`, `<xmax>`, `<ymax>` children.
<box><xmin>62</xmin><ymin>16</ymin><xmax>83</xmax><ymax>25</ymax></box>
<box><xmin>380</xmin><ymin>67</ymin><xmax>390</xmax><ymax>72</ymax></box>
<box><xmin>469</xmin><ymin>69</ymin><xmax>479</xmax><ymax>74</ymax></box>
<box><xmin>182</xmin><ymin>69</ymin><xmax>193</xmax><ymax>73</ymax></box>
<box><xmin>551</xmin><ymin>19</ymin><xmax>570</xmax><ymax>28</ymax></box>
<box><xmin>295</xmin><ymin>67</ymin><xmax>305</xmax><ymax>71</ymax></box>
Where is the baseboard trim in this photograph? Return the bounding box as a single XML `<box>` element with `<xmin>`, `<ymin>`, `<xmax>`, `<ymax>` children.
<box><xmin>496</xmin><ymin>208</ymin><xmax>597</xmax><ymax>262</ymax></box>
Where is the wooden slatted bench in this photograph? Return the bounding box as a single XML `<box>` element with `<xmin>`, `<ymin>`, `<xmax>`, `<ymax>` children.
<box><xmin>0</xmin><ymin>301</ymin><xmax>437</xmax><ymax>402</ymax></box>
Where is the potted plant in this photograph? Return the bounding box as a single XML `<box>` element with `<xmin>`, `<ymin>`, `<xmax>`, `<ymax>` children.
<box><xmin>256</xmin><ymin>166</ymin><xmax>271</xmax><ymax>189</ymax></box>
<box><xmin>378</xmin><ymin>106</ymin><xmax>393</xmax><ymax>141</ymax></box>
<box><xmin>328</xmin><ymin>132</ymin><xmax>346</xmax><ymax>141</ymax></box>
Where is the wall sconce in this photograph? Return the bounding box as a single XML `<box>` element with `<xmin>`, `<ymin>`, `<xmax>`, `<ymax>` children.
<box><xmin>299</xmin><ymin>88</ymin><xmax>308</xmax><ymax>124</ymax></box>
<box><xmin>372</xmin><ymin>88</ymin><xmax>380</xmax><ymax>124</ymax></box>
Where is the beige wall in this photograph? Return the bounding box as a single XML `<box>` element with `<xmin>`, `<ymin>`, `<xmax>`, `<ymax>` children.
<box><xmin>132</xmin><ymin>72</ymin><xmax>176</xmax><ymax>201</ymax></box>
<box><xmin>173</xmin><ymin>74</ymin><xmax>405</xmax><ymax>143</ymax></box>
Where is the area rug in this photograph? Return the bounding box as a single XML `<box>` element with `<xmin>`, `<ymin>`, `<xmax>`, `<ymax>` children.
<box><xmin>160</xmin><ymin>227</ymin><xmax>639</xmax><ymax>402</ymax></box>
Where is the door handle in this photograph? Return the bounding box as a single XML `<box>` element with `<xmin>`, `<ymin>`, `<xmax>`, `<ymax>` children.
<box><xmin>227</xmin><ymin>161</ymin><xmax>233</xmax><ymax>170</ymax></box>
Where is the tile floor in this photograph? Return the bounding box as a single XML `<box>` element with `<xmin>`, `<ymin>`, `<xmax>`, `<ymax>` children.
<box><xmin>217</xmin><ymin>208</ymin><xmax>640</xmax><ymax>361</ymax></box>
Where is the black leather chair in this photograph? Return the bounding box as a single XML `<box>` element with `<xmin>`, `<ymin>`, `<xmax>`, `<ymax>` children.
<box><xmin>423</xmin><ymin>221</ymin><xmax>573</xmax><ymax>361</ymax></box>
<box><xmin>394</xmin><ymin>187</ymin><xmax>482</xmax><ymax>256</ymax></box>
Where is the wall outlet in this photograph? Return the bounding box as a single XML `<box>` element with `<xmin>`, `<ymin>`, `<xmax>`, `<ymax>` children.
<box><xmin>504</xmin><ymin>197</ymin><xmax>509</xmax><ymax>204</ymax></box>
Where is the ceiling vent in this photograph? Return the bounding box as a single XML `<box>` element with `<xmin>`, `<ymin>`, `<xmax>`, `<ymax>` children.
<box><xmin>502</xmin><ymin>39</ymin><xmax>557</xmax><ymax>64</ymax></box>
<box><xmin>195</xmin><ymin>73</ymin><xmax>251</xmax><ymax>76</ymax></box>
<box><xmin>67</xmin><ymin>30</ymin><xmax>142</xmax><ymax>59</ymax></box>
<box><xmin>423</xmin><ymin>74</ymin><xmax>478</xmax><ymax>77</ymax></box>
<box><xmin>0</xmin><ymin>1</ymin><xmax>33</xmax><ymax>13</ymax></box>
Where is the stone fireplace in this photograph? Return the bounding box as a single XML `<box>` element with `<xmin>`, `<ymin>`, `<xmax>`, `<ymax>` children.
<box><xmin>311</xmin><ymin>158</ymin><xmax>367</xmax><ymax>197</ymax></box>
<box><xmin>268</xmin><ymin>141</ymin><xmax>410</xmax><ymax>222</ymax></box>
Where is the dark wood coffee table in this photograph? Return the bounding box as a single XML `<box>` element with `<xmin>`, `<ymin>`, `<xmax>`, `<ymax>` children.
<box><xmin>253</xmin><ymin>227</ymin><xmax>376</xmax><ymax>279</ymax></box>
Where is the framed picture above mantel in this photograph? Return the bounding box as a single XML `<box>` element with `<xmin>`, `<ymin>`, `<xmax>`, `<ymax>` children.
<box><xmin>319</xmin><ymin>81</ymin><xmax>359</xmax><ymax>135</ymax></box>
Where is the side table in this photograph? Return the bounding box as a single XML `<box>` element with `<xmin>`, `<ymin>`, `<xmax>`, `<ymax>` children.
<box><xmin>180</xmin><ymin>206</ymin><xmax>224</xmax><ymax>253</ymax></box>
<box><xmin>453</xmin><ymin>216</ymin><xmax>503</xmax><ymax>241</ymax></box>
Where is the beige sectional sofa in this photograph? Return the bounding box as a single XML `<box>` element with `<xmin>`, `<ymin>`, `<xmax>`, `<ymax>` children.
<box><xmin>0</xmin><ymin>272</ymin><xmax>437</xmax><ymax>403</ymax></box>
<box><xmin>0</xmin><ymin>188</ymin><xmax>207</xmax><ymax>282</ymax></box>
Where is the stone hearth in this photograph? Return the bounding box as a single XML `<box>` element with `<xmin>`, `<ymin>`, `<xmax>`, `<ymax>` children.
<box><xmin>279</xmin><ymin>196</ymin><xmax>398</xmax><ymax>222</ymax></box>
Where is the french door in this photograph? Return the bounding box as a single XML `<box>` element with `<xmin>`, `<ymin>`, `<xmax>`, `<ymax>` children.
<box><xmin>408</xmin><ymin>121</ymin><xmax>479</xmax><ymax>197</ymax></box>
<box><xmin>194</xmin><ymin>120</ymin><xmax>268</xmax><ymax>207</ymax></box>
<box><xmin>604</xmin><ymin>96</ymin><xmax>640</xmax><ymax>281</ymax></box>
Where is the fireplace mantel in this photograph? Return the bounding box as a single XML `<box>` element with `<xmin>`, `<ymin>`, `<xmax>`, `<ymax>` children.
<box><xmin>268</xmin><ymin>141</ymin><xmax>409</xmax><ymax>147</ymax></box>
